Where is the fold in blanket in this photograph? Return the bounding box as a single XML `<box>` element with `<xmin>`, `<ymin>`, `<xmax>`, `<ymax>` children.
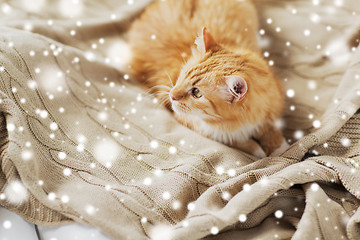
<box><xmin>0</xmin><ymin>0</ymin><xmax>360</xmax><ymax>239</ymax></box>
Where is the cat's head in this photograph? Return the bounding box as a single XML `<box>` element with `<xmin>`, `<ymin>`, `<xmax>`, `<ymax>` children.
<box><xmin>170</xmin><ymin>27</ymin><xmax>283</xmax><ymax>128</ymax></box>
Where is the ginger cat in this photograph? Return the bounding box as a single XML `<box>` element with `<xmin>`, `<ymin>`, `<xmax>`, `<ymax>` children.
<box><xmin>129</xmin><ymin>0</ymin><xmax>288</xmax><ymax>157</ymax></box>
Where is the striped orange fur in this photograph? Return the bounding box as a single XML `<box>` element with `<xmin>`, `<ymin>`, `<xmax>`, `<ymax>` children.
<box><xmin>129</xmin><ymin>0</ymin><xmax>287</xmax><ymax>157</ymax></box>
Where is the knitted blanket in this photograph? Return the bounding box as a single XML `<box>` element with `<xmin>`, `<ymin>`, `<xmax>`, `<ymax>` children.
<box><xmin>1</xmin><ymin>0</ymin><xmax>360</xmax><ymax>239</ymax></box>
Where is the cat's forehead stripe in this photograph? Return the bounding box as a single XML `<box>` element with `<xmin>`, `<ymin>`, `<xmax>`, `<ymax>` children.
<box><xmin>185</xmin><ymin>52</ymin><xmax>250</xmax><ymax>86</ymax></box>
<box><xmin>184</xmin><ymin>53</ymin><xmax>213</xmax><ymax>79</ymax></box>
<box><xmin>192</xmin><ymin>78</ymin><xmax>201</xmax><ymax>86</ymax></box>
<box><xmin>186</xmin><ymin>63</ymin><xmax>217</xmax><ymax>83</ymax></box>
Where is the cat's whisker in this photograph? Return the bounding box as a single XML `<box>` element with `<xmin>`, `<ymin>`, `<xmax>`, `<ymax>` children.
<box><xmin>154</xmin><ymin>92</ymin><xmax>170</xmax><ymax>97</ymax></box>
<box><xmin>145</xmin><ymin>85</ymin><xmax>172</xmax><ymax>94</ymax></box>
<box><xmin>165</xmin><ymin>71</ymin><xmax>174</xmax><ymax>88</ymax></box>
<box><xmin>138</xmin><ymin>90</ymin><xmax>169</xmax><ymax>107</ymax></box>
<box><xmin>158</xmin><ymin>97</ymin><xmax>171</xmax><ymax>107</ymax></box>
<box><xmin>146</xmin><ymin>88</ymin><xmax>170</xmax><ymax>98</ymax></box>
<box><xmin>152</xmin><ymin>91</ymin><xmax>170</xmax><ymax>95</ymax></box>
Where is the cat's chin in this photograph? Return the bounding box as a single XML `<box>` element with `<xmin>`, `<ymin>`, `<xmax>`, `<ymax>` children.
<box><xmin>172</xmin><ymin>107</ymin><xmax>182</xmax><ymax>115</ymax></box>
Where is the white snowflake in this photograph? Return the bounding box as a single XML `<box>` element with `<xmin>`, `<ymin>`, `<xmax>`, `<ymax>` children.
<box><xmin>307</xmin><ymin>80</ymin><xmax>317</xmax><ymax>90</ymax></box>
<box><xmin>154</xmin><ymin>169</ymin><xmax>163</xmax><ymax>176</ymax></box>
<box><xmin>162</xmin><ymin>191</ymin><xmax>171</xmax><ymax>200</ymax></box>
<box><xmin>187</xmin><ymin>202</ymin><xmax>195</xmax><ymax>211</ymax></box>
<box><xmin>259</xmin><ymin>177</ymin><xmax>269</xmax><ymax>186</ymax></box>
<box><xmin>48</xmin><ymin>192</ymin><xmax>56</xmax><ymax>201</ymax></box>
<box><xmin>168</xmin><ymin>146</ymin><xmax>177</xmax><ymax>154</ymax></box>
<box><xmin>141</xmin><ymin>217</ymin><xmax>147</xmax><ymax>223</ymax></box>
<box><xmin>85</xmin><ymin>204</ymin><xmax>96</xmax><ymax>215</ymax></box>
<box><xmin>21</xmin><ymin>150</ymin><xmax>33</xmax><ymax>161</ymax></box>
<box><xmin>227</xmin><ymin>169</ymin><xmax>236</xmax><ymax>177</ymax></box>
<box><xmin>221</xmin><ymin>191</ymin><xmax>231</xmax><ymax>201</ymax></box>
<box><xmin>105</xmin><ymin>40</ymin><xmax>132</xmax><ymax>69</ymax></box>
<box><xmin>3</xmin><ymin>220</ymin><xmax>12</xmax><ymax>229</ymax></box>
<box><xmin>77</xmin><ymin>144</ymin><xmax>84</xmax><ymax>152</ymax></box>
<box><xmin>98</xmin><ymin>111</ymin><xmax>108</xmax><ymax>121</ymax></box>
<box><xmin>150</xmin><ymin>140</ymin><xmax>159</xmax><ymax>149</ymax></box>
<box><xmin>58</xmin><ymin>152</ymin><xmax>67</xmax><ymax>160</ymax></box>
<box><xmin>39</xmin><ymin>110</ymin><xmax>48</xmax><ymax>119</ymax></box>
<box><xmin>243</xmin><ymin>183</ymin><xmax>251</xmax><ymax>192</ymax></box>
<box><xmin>1</xmin><ymin>4</ymin><xmax>11</xmax><ymax>14</ymax></box>
<box><xmin>239</xmin><ymin>214</ymin><xmax>247</xmax><ymax>222</ymax></box>
<box><xmin>63</xmin><ymin>168</ymin><xmax>72</xmax><ymax>176</ymax></box>
<box><xmin>4</xmin><ymin>181</ymin><xmax>29</xmax><ymax>205</ymax></box>
<box><xmin>311</xmin><ymin>183</ymin><xmax>319</xmax><ymax>192</ymax></box>
<box><xmin>313</xmin><ymin>120</ymin><xmax>321</xmax><ymax>128</ymax></box>
<box><xmin>340</xmin><ymin>137</ymin><xmax>351</xmax><ymax>147</ymax></box>
<box><xmin>172</xmin><ymin>200</ymin><xmax>181</xmax><ymax>210</ymax></box>
<box><xmin>94</xmin><ymin>139</ymin><xmax>119</xmax><ymax>167</ymax></box>
<box><xmin>210</xmin><ymin>226</ymin><xmax>219</xmax><ymax>235</ymax></box>
<box><xmin>49</xmin><ymin>122</ymin><xmax>58</xmax><ymax>131</ymax></box>
<box><xmin>286</xmin><ymin>89</ymin><xmax>295</xmax><ymax>98</ymax></box>
<box><xmin>274</xmin><ymin>210</ymin><xmax>283</xmax><ymax>218</ymax></box>
<box><xmin>61</xmin><ymin>195</ymin><xmax>69</xmax><ymax>203</ymax></box>
<box><xmin>6</xmin><ymin>123</ymin><xmax>15</xmax><ymax>132</ymax></box>
<box><xmin>294</xmin><ymin>130</ymin><xmax>304</xmax><ymax>140</ymax></box>
<box><xmin>215</xmin><ymin>166</ymin><xmax>224</xmax><ymax>175</ymax></box>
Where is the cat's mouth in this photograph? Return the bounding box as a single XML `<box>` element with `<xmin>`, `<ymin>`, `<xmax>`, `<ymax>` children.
<box><xmin>171</xmin><ymin>101</ymin><xmax>191</xmax><ymax>114</ymax></box>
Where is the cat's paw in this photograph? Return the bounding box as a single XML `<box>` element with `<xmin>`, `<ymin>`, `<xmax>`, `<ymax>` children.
<box><xmin>270</xmin><ymin>140</ymin><xmax>290</xmax><ymax>157</ymax></box>
<box><xmin>253</xmin><ymin>147</ymin><xmax>267</xmax><ymax>159</ymax></box>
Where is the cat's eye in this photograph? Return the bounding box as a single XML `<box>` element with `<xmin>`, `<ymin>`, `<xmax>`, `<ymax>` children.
<box><xmin>191</xmin><ymin>88</ymin><xmax>203</xmax><ymax>98</ymax></box>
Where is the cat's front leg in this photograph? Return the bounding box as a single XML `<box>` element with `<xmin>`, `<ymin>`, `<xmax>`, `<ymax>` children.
<box><xmin>255</xmin><ymin>121</ymin><xmax>289</xmax><ymax>156</ymax></box>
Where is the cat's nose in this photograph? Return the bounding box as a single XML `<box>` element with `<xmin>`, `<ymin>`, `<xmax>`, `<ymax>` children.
<box><xmin>170</xmin><ymin>94</ymin><xmax>179</xmax><ymax>101</ymax></box>
<box><xmin>169</xmin><ymin>90</ymin><xmax>182</xmax><ymax>101</ymax></box>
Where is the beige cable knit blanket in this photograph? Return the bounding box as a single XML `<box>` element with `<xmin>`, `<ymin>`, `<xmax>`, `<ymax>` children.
<box><xmin>1</xmin><ymin>0</ymin><xmax>360</xmax><ymax>239</ymax></box>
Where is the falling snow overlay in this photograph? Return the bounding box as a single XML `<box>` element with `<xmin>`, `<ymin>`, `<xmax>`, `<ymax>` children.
<box><xmin>0</xmin><ymin>0</ymin><xmax>360</xmax><ymax>240</ymax></box>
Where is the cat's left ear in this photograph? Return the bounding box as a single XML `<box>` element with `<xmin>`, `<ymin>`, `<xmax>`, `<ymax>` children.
<box><xmin>225</xmin><ymin>76</ymin><xmax>248</xmax><ymax>103</ymax></box>
<box><xmin>195</xmin><ymin>27</ymin><xmax>218</xmax><ymax>53</ymax></box>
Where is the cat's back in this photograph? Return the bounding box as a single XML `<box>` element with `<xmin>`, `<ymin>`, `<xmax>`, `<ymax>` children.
<box><xmin>129</xmin><ymin>0</ymin><xmax>259</xmax><ymax>88</ymax></box>
<box><xmin>130</xmin><ymin>0</ymin><xmax>259</xmax><ymax>50</ymax></box>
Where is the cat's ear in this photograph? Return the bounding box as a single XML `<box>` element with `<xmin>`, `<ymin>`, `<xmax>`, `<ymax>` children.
<box><xmin>195</xmin><ymin>27</ymin><xmax>218</xmax><ymax>53</ymax></box>
<box><xmin>225</xmin><ymin>76</ymin><xmax>248</xmax><ymax>103</ymax></box>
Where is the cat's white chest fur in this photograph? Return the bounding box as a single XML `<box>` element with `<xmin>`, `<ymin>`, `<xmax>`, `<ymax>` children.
<box><xmin>198</xmin><ymin>120</ymin><xmax>260</xmax><ymax>145</ymax></box>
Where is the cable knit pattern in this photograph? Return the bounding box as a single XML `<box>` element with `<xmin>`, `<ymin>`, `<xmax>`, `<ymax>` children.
<box><xmin>0</xmin><ymin>0</ymin><xmax>360</xmax><ymax>239</ymax></box>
